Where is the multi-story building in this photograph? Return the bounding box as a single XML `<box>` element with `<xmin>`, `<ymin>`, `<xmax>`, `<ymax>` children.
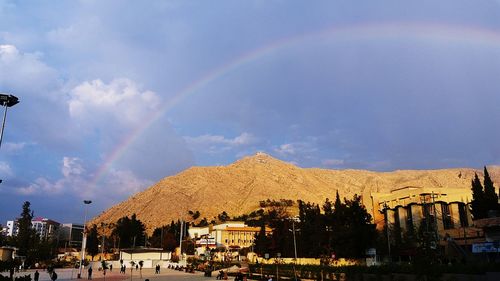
<box><xmin>31</xmin><ymin>217</ymin><xmax>60</xmax><ymax>240</ymax></box>
<box><xmin>372</xmin><ymin>186</ymin><xmax>482</xmax><ymax>247</ymax></box>
<box><xmin>58</xmin><ymin>223</ymin><xmax>84</xmax><ymax>248</ymax></box>
<box><xmin>189</xmin><ymin>221</ymin><xmax>271</xmax><ymax>250</ymax></box>
<box><xmin>5</xmin><ymin>217</ymin><xmax>61</xmax><ymax>240</ymax></box>
<box><xmin>6</xmin><ymin>220</ymin><xmax>18</xmax><ymax>236</ymax></box>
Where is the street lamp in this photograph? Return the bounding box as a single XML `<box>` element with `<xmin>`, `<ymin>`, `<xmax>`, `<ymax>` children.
<box><xmin>0</xmin><ymin>93</ymin><xmax>19</xmax><ymax>149</ymax></box>
<box><xmin>288</xmin><ymin>217</ymin><xmax>300</xmax><ymax>281</ymax></box>
<box><xmin>78</xmin><ymin>200</ymin><xmax>92</xmax><ymax>279</ymax></box>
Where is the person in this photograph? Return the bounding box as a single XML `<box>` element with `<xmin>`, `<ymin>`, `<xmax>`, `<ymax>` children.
<box><xmin>135</xmin><ymin>264</ymin><xmax>138</xmax><ymax>271</ymax></box>
<box><xmin>34</xmin><ymin>270</ymin><xmax>40</xmax><ymax>281</ymax></box>
<box><xmin>88</xmin><ymin>266</ymin><xmax>93</xmax><ymax>280</ymax></box>
<box><xmin>217</xmin><ymin>270</ymin><xmax>224</xmax><ymax>280</ymax></box>
<box><xmin>51</xmin><ymin>270</ymin><xmax>57</xmax><ymax>281</ymax></box>
<box><xmin>109</xmin><ymin>264</ymin><xmax>113</xmax><ymax>272</ymax></box>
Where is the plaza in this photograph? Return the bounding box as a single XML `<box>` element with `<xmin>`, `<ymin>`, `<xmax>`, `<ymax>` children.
<box><xmin>2</xmin><ymin>268</ymin><xmax>211</xmax><ymax>281</ymax></box>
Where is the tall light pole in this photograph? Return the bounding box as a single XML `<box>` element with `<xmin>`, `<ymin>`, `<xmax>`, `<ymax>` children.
<box><xmin>78</xmin><ymin>200</ymin><xmax>92</xmax><ymax>279</ymax></box>
<box><xmin>0</xmin><ymin>94</ymin><xmax>19</xmax><ymax>149</ymax></box>
<box><xmin>289</xmin><ymin>217</ymin><xmax>300</xmax><ymax>281</ymax></box>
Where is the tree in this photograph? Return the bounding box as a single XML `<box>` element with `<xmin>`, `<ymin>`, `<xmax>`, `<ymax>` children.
<box><xmin>87</xmin><ymin>224</ymin><xmax>99</xmax><ymax>260</ymax></box>
<box><xmin>16</xmin><ymin>201</ymin><xmax>37</xmax><ymax>263</ymax></box>
<box><xmin>471</xmin><ymin>173</ymin><xmax>486</xmax><ymax>219</ymax></box>
<box><xmin>328</xmin><ymin>194</ymin><xmax>376</xmax><ymax>259</ymax></box>
<box><xmin>112</xmin><ymin>214</ymin><xmax>146</xmax><ymax>248</ymax></box>
<box><xmin>217</xmin><ymin>211</ymin><xmax>230</xmax><ymax>222</ymax></box>
<box><xmin>483</xmin><ymin>167</ymin><xmax>499</xmax><ymax>213</ymax></box>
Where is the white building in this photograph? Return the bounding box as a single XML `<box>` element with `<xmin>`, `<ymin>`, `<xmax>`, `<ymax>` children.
<box><xmin>31</xmin><ymin>217</ymin><xmax>60</xmax><ymax>239</ymax></box>
<box><xmin>6</xmin><ymin>220</ymin><xmax>18</xmax><ymax>236</ymax></box>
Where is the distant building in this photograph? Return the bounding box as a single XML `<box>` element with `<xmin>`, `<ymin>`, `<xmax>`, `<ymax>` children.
<box><xmin>6</xmin><ymin>220</ymin><xmax>18</xmax><ymax>236</ymax></box>
<box><xmin>372</xmin><ymin>186</ymin><xmax>484</xmax><ymax>247</ymax></box>
<box><xmin>58</xmin><ymin>223</ymin><xmax>84</xmax><ymax>248</ymax></box>
<box><xmin>0</xmin><ymin>246</ymin><xmax>17</xmax><ymax>261</ymax></box>
<box><xmin>5</xmin><ymin>217</ymin><xmax>61</xmax><ymax>240</ymax></box>
<box><xmin>31</xmin><ymin>217</ymin><xmax>60</xmax><ymax>239</ymax></box>
<box><xmin>189</xmin><ymin>221</ymin><xmax>271</xmax><ymax>251</ymax></box>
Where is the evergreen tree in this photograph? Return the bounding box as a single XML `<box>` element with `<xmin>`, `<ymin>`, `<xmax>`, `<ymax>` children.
<box><xmin>471</xmin><ymin>173</ymin><xmax>486</xmax><ymax>219</ymax></box>
<box><xmin>87</xmin><ymin>224</ymin><xmax>99</xmax><ymax>260</ymax></box>
<box><xmin>329</xmin><ymin>194</ymin><xmax>376</xmax><ymax>258</ymax></box>
<box><xmin>16</xmin><ymin>201</ymin><xmax>37</xmax><ymax>261</ymax></box>
<box><xmin>112</xmin><ymin>214</ymin><xmax>146</xmax><ymax>248</ymax></box>
<box><xmin>483</xmin><ymin>167</ymin><xmax>499</xmax><ymax>214</ymax></box>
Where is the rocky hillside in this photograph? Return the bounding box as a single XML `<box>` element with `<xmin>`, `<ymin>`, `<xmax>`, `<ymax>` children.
<box><xmin>90</xmin><ymin>153</ymin><xmax>499</xmax><ymax>232</ymax></box>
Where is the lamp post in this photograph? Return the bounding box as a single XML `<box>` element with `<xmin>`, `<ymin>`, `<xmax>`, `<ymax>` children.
<box><xmin>289</xmin><ymin>217</ymin><xmax>300</xmax><ymax>281</ymax></box>
<box><xmin>0</xmin><ymin>93</ymin><xmax>19</xmax><ymax>149</ymax></box>
<box><xmin>78</xmin><ymin>200</ymin><xmax>92</xmax><ymax>279</ymax></box>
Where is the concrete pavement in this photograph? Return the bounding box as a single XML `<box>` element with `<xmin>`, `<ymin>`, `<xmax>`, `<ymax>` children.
<box><xmin>2</xmin><ymin>268</ymin><xmax>213</xmax><ymax>281</ymax></box>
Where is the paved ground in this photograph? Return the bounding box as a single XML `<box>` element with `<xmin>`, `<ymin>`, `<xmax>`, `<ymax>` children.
<box><xmin>3</xmin><ymin>268</ymin><xmax>213</xmax><ymax>281</ymax></box>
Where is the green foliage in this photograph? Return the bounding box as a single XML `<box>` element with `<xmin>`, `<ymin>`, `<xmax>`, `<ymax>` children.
<box><xmin>483</xmin><ymin>167</ymin><xmax>499</xmax><ymax>213</ymax></box>
<box><xmin>17</xmin><ymin>201</ymin><xmax>37</xmax><ymax>259</ymax></box>
<box><xmin>327</xmin><ymin>194</ymin><xmax>376</xmax><ymax>259</ymax></box>
<box><xmin>188</xmin><ymin>210</ymin><xmax>201</xmax><ymax>220</ymax></box>
<box><xmin>111</xmin><ymin>214</ymin><xmax>146</xmax><ymax>248</ymax></box>
<box><xmin>259</xmin><ymin>199</ymin><xmax>295</xmax><ymax>208</ymax></box>
<box><xmin>86</xmin><ymin>224</ymin><xmax>99</xmax><ymax>260</ymax></box>
<box><xmin>471</xmin><ymin>168</ymin><xmax>499</xmax><ymax>220</ymax></box>
<box><xmin>217</xmin><ymin>211</ymin><xmax>230</xmax><ymax>222</ymax></box>
<box><xmin>149</xmin><ymin>220</ymin><xmax>187</xmax><ymax>251</ymax></box>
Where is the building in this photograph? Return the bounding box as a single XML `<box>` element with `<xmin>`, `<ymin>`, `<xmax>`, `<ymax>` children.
<box><xmin>189</xmin><ymin>221</ymin><xmax>272</xmax><ymax>251</ymax></box>
<box><xmin>0</xmin><ymin>246</ymin><xmax>17</xmax><ymax>261</ymax></box>
<box><xmin>6</xmin><ymin>220</ymin><xmax>18</xmax><ymax>236</ymax></box>
<box><xmin>372</xmin><ymin>186</ymin><xmax>484</xmax><ymax>250</ymax></box>
<box><xmin>31</xmin><ymin>217</ymin><xmax>60</xmax><ymax>240</ymax></box>
<box><xmin>58</xmin><ymin>223</ymin><xmax>84</xmax><ymax>248</ymax></box>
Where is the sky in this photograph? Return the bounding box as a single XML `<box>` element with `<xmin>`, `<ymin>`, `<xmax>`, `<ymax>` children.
<box><xmin>1</xmin><ymin>0</ymin><xmax>500</xmax><ymax>224</ymax></box>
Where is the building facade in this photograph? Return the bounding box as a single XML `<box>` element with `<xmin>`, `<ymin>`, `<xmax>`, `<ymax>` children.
<box><xmin>31</xmin><ymin>217</ymin><xmax>60</xmax><ymax>239</ymax></box>
<box><xmin>58</xmin><ymin>223</ymin><xmax>84</xmax><ymax>248</ymax></box>
<box><xmin>188</xmin><ymin>221</ymin><xmax>272</xmax><ymax>250</ymax></box>
<box><xmin>372</xmin><ymin>186</ymin><xmax>482</xmax><ymax>247</ymax></box>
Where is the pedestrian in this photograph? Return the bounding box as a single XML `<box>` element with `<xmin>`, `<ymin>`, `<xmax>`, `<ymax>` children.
<box><xmin>50</xmin><ymin>271</ymin><xmax>57</xmax><ymax>281</ymax></box>
<box><xmin>34</xmin><ymin>270</ymin><xmax>39</xmax><ymax>281</ymax></box>
<box><xmin>109</xmin><ymin>264</ymin><xmax>113</xmax><ymax>272</ymax></box>
<box><xmin>88</xmin><ymin>266</ymin><xmax>93</xmax><ymax>280</ymax></box>
<box><xmin>135</xmin><ymin>264</ymin><xmax>138</xmax><ymax>271</ymax></box>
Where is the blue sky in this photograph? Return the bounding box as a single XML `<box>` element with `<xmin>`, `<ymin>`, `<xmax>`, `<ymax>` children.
<box><xmin>1</xmin><ymin>0</ymin><xmax>500</xmax><ymax>224</ymax></box>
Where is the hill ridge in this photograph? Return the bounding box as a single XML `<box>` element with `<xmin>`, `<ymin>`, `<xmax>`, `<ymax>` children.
<box><xmin>90</xmin><ymin>153</ymin><xmax>500</xmax><ymax>232</ymax></box>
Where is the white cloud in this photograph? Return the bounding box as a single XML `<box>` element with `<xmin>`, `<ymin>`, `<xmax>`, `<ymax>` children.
<box><xmin>68</xmin><ymin>78</ymin><xmax>161</xmax><ymax>128</ymax></box>
<box><xmin>274</xmin><ymin>139</ymin><xmax>318</xmax><ymax>157</ymax></box>
<box><xmin>15</xmin><ymin>156</ymin><xmax>151</xmax><ymax>201</ymax></box>
<box><xmin>0</xmin><ymin>44</ymin><xmax>59</xmax><ymax>92</ymax></box>
<box><xmin>0</xmin><ymin>162</ymin><xmax>13</xmax><ymax>177</ymax></box>
<box><xmin>184</xmin><ymin>132</ymin><xmax>258</xmax><ymax>154</ymax></box>
<box><xmin>2</xmin><ymin>142</ymin><xmax>34</xmax><ymax>153</ymax></box>
<box><xmin>62</xmin><ymin>157</ymin><xmax>85</xmax><ymax>178</ymax></box>
<box><xmin>275</xmin><ymin>143</ymin><xmax>296</xmax><ymax>155</ymax></box>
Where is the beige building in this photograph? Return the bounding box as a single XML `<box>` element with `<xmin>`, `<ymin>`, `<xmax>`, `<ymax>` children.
<box><xmin>0</xmin><ymin>246</ymin><xmax>16</xmax><ymax>261</ymax></box>
<box><xmin>189</xmin><ymin>221</ymin><xmax>271</xmax><ymax>250</ymax></box>
<box><xmin>371</xmin><ymin>186</ymin><xmax>483</xmax><ymax>245</ymax></box>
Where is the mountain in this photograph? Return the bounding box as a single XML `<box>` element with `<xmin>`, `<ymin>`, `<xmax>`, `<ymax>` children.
<box><xmin>90</xmin><ymin>153</ymin><xmax>500</xmax><ymax>232</ymax></box>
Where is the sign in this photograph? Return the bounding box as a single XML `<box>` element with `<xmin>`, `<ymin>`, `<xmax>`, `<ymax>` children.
<box><xmin>365</xmin><ymin>248</ymin><xmax>376</xmax><ymax>256</ymax></box>
<box><xmin>277</xmin><ymin>252</ymin><xmax>281</xmax><ymax>257</ymax></box>
<box><xmin>472</xmin><ymin>242</ymin><xmax>500</xmax><ymax>253</ymax></box>
<box><xmin>195</xmin><ymin>238</ymin><xmax>216</xmax><ymax>245</ymax></box>
<box><xmin>264</xmin><ymin>253</ymin><xmax>269</xmax><ymax>259</ymax></box>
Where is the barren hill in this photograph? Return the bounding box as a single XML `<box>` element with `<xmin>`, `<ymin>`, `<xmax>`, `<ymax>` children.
<box><xmin>91</xmin><ymin>153</ymin><xmax>500</xmax><ymax>232</ymax></box>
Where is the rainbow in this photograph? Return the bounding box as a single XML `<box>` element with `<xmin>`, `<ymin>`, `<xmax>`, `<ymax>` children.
<box><xmin>90</xmin><ymin>22</ymin><xmax>500</xmax><ymax>185</ymax></box>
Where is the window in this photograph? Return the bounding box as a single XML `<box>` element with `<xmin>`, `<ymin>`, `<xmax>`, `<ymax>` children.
<box><xmin>441</xmin><ymin>204</ymin><xmax>453</xmax><ymax>229</ymax></box>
